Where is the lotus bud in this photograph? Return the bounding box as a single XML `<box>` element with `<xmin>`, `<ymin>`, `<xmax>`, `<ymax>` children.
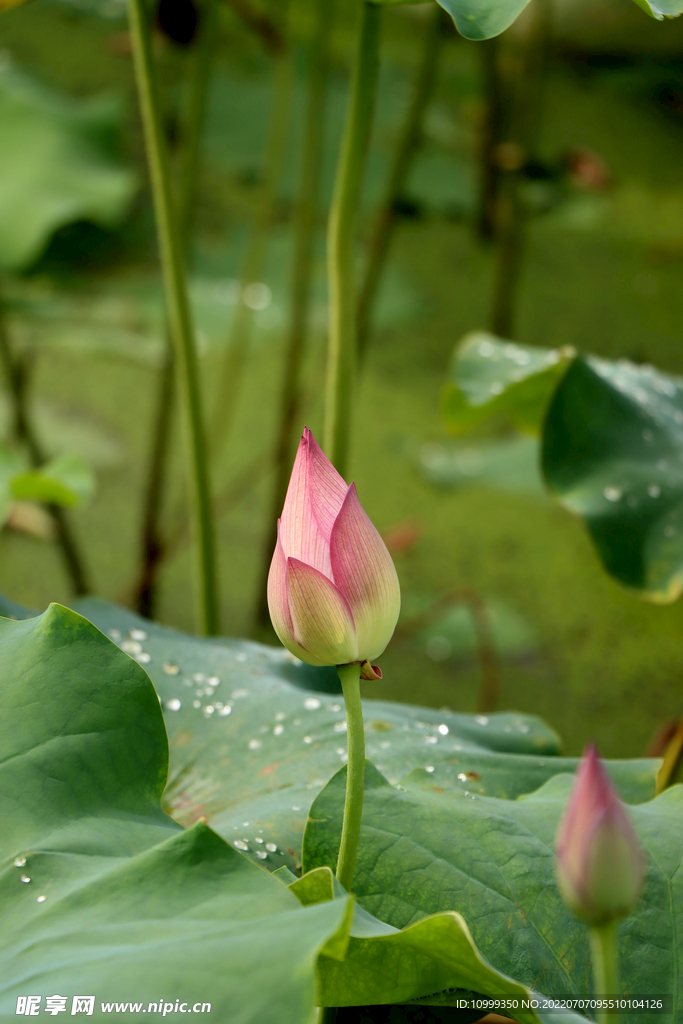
<box><xmin>267</xmin><ymin>427</ymin><xmax>400</xmax><ymax>673</ymax></box>
<box><xmin>555</xmin><ymin>745</ymin><xmax>645</xmax><ymax>926</ymax></box>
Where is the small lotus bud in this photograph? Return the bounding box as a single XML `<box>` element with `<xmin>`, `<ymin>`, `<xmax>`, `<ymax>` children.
<box><xmin>267</xmin><ymin>428</ymin><xmax>400</xmax><ymax>670</ymax></box>
<box><xmin>555</xmin><ymin>745</ymin><xmax>645</xmax><ymax>926</ymax></box>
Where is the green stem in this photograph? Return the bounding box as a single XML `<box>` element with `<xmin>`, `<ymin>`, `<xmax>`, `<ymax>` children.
<box><xmin>590</xmin><ymin>920</ymin><xmax>620</xmax><ymax>1024</ymax></box>
<box><xmin>135</xmin><ymin>0</ymin><xmax>217</xmax><ymax>621</ymax></box>
<box><xmin>210</xmin><ymin>41</ymin><xmax>294</xmax><ymax>453</ymax></box>
<box><xmin>0</xmin><ymin>298</ymin><xmax>90</xmax><ymax>595</ymax></box>
<box><xmin>357</xmin><ymin>4</ymin><xmax>444</xmax><ymax>362</ymax></box>
<box><xmin>254</xmin><ymin>0</ymin><xmax>332</xmax><ymax>633</ymax></box>
<box><xmin>324</xmin><ymin>0</ymin><xmax>381</xmax><ymax>476</ymax></box>
<box><xmin>336</xmin><ymin>662</ymin><xmax>365</xmax><ymax>892</ymax></box>
<box><xmin>127</xmin><ymin>0</ymin><xmax>219</xmax><ymax>635</ymax></box>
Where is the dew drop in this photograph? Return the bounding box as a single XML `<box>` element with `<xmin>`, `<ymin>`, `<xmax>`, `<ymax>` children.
<box><xmin>219</xmin><ymin>705</ymin><xmax>232</xmax><ymax>716</ymax></box>
<box><xmin>330</xmin><ymin>704</ymin><xmax>341</xmax><ymax>712</ymax></box>
<box><xmin>475</xmin><ymin>715</ymin><xmax>489</xmax><ymax>725</ymax></box>
<box><xmin>490</xmin><ymin>382</ymin><xmax>504</xmax><ymax>395</ymax></box>
<box><xmin>193</xmin><ymin>700</ymin><xmax>201</xmax><ymax>709</ymax></box>
<box><xmin>165</xmin><ymin>698</ymin><xmax>181</xmax><ymax>711</ymax></box>
<box><xmin>13</xmin><ymin>856</ymin><xmax>26</xmax><ymax>867</ymax></box>
<box><xmin>236</xmin><ymin>653</ymin><xmax>248</xmax><ymax>663</ymax></box>
<box><xmin>108</xmin><ymin>629</ymin><xmax>122</xmax><ymax>642</ymax></box>
<box><xmin>425</xmin><ymin>766</ymin><xmax>435</xmax><ymax>773</ymax></box>
<box><xmin>519</xmin><ymin>723</ymin><xmax>530</xmax><ymax>733</ymax></box>
<box><xmin>254</xmin><ymin>837</ymin><xmax>264</xmax><ymax>844</ymax></box>
<box><xmin>20</xmin><ymin>875</ymin><xmax>30</xmax><ymax>883</ymax></box>
<box><xmin>193</xmin><ymin>673</ymin><xmax>206</xmax><ymax>684</ymax></box>
<box><xmin>438</xmin><ymin>724</ymin><xmax>449</xmax><ymax>735</ymax></box>
<box><xmin>130</xmin><ymin>629</ymin><xmax>148</xmax><ymax>641</ymax></box>
<box><xmin>163</xmin><ymin>663</ymin><xmax>179</xmax><ymax>675</ymax></box>
<box><xmin>136</xmin><ymin>652</ymin><xmax>151</xmax><ymax>664</ymax></box>
<box><xmin>333</xmin><ymin>721</ymin><xmax>347</xmax><ymax>733</ymax></box>
<box><xmin>255</xmin><ymin>850</ymin><xmax>268</xmax><ymax>859</ymax></box>
<box><xmin>458</xmin><ymin>773</ymin><xmax>467</xmax><ymax>782</ymax></box>
<box><xmin>121</xmin><ymin>640</ymin><xmax>142</xmax><ymax>655</ymax></box>
<box><xmin>603</xmin><ymin>486</ymin><xmax>622</xmax><ymax>502</ymax></box>
<box><xmin>248</xmin><ymin>738</ymin><xmax>262</xmax><ymax>750</ymax></box>
<box><xmin>304</xmin><ymin>698</ymin><xmax>321</xmax><ymax>710</ymax></box>
<box><xmin>275</xmin><ymin>712</ymin><xmax>286</xmax><ymax>721</ymax></box>
<box><xmin>273</xmin><ymin>724</ymin><xmax>284</xmax><ymax>736</ymax></box>
<box><xmin>242</xmin><ymin>822</ymin><xmax>250</xmax><ymax>826</ymax></box>
<box><xmin>478</xmin><ymin>340</ymin><xmax>494</xmax><ymax>357</ymax></box>
<box><xmin>208</xmin><ymin>676</ymin><xmax>220</xmax><ymax>687</ymax></box>
<box><xmin>425</xmin><ymin>735</ymin><xmax>438</xmax><ymax>744</ymax></box>
<box><xmin>36</xmin><ymin>895</ymin><xmax>46</xmax><ymax>903</ymax></box>
<box><xmin>380</xmin><ymin>741</ymin><xmax>391</xmax><ymax>749</ymax></box>
<box><xmin>204</xmin><ymin>705</ymin><xmax>215</xmax><ymax>715</ymax></box>
<box><xmin>234</xmin><ymin>840</ymin><xmax>249</xmax><ymax>851</ymax></box>
<box><xmin>266</xmin><ymin>843</ymin><xmax>277</xmax><ymax>853</ymax></box>
<box><xmin>648</xmin><ymin>484</ymin><xmax>661</xmax><ymax>498</ymax></box>
<box><xmin>303</xmin><ymin>736</ymin><xmax>313</xmax><ymax>744</ymax></box>
<box><xmin>292</xmin><ymin>806</ymin><xmax>301</xmax><ymax>812</ymax></box>
<box><xmin>232</xmin><ymin>689</ymin><xmax>249</xmax><ymax>699</ymax></box>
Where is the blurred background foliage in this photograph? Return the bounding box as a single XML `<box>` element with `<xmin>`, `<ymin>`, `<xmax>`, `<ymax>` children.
<box><xmin>1</xmin><ymin>0</ymin><xmax>683</xmax><ymax>760</ymax></box>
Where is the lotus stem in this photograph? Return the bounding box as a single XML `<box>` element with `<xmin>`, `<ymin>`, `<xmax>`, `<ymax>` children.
<box><xmin>127</xmin><ymin>0</ymin><xmax>219</xmax><ymax>635</ymax></box>
<box><xmin>135</xmin><ymin>0</ymin><xmax>217</xmax><ymax>620</ymax></box>
<box><xmin>357</xmin><ymin>3</ymin><xmax>444</xmax><ymax>361</ymax></box>
<box><xmin>324</xmin><ymin>0</ymin><xmax>381</xmax><ymax>476</ymax></box>
<box><xmin>336</xmin><ymin>661</ymin><xmax>365</xmax><ymax>893</ymax></box>
<box><xmin>0</xmin><ymin>297</ymin><xmax>90</xmax><ymax>595</ymax></box>
<box><xmin>589</xmin><ymin>920</ymin><xmax>620</xmax><ymax>1024</ymax></box>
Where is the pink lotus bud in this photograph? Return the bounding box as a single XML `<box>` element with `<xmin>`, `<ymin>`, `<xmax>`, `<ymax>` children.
<box><xmin>555</xmin><ymin>745</ymin><xmax>645</xmax><ymax>926</ymax></box>
<box><xmin>267</xmin><ymin>428</ymin><xmax>401</xmax><ymax>670</ymax></box>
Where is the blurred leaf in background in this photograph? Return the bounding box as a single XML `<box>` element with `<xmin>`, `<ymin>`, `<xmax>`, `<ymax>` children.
<box><xmin>0</xmin><ymin>62</ymin><xmax>136</xmax><ymax>270</ymax></box>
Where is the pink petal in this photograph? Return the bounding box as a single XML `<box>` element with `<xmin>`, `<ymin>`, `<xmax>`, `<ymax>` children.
<box><xmin>286</xmin><ymin>557</ymin><xmax>358</xmax><ymax>666</ymax></box>
<box><xmin>266</xmin><ymin>522</ymin><xmax>310</xmax><ymax>663</ymax></box>
<box><xmin>280</xmin><ymin>428</ymin><xmax>348</xmax><ymax>579</ymax></box>
<box><xmin>330</xmin><ymin>484</ymin><xmax>401</xmax><ymax>661</ymax></box>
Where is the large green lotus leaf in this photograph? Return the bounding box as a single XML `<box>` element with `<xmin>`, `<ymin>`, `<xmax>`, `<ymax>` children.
<box><xmin>0</xmin><ymin>67</ymin><xmax>136</xmax><ymax>270</ymax></box>
<box><xmin>303</xmin><ymin>764</ymin><xmax>683</xmax><ymax>1022</ymax></box>
<box><xmin>632</xmin><ymin>0</ymin><xmax>683</xmax><ymax>19</ymax></box>
<box><xmin>370</xmin><ymin>0</ymin><xmax>530</xmax><ymax>41</ymax></box>
<box><xmin>542</xmin><ymin>354</ymin><xmax>683</xmax><ymax>602</ymax></box>
<box><xmin>68</xmin><ymin>600</ymin><xmax>657</xmax><ymax>875</ymax></box>
<box><xmin>10</xmin><ymin>453</ymin><xmax>95</xmax><ymax>507</ymax></box>
<box><xmin>0</xmin><ymin>605</ymin><xmax>350</xmax><ymax>1021</ymax></box>
<box><xmin>442</xmin><ymin>333</ymin><xmax>573</xmax><ymax>436</ymax></box>
<box><xmin>290</xmin><ymin>867</ymin><xmax>585</xmax><ymax>1024</ymax></box>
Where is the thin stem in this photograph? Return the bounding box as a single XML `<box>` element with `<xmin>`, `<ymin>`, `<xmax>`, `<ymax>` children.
<box><xmin>127</xmin><ymin>0</ymin><xmax>219</xmax><ymax>635</ymax></box>
<box><xmin>475</xmin><ymin>35</ymin><xmax>505</xmax><ymax>243</ymax></box>
<box><xmin>210</xmin><ymin>41</ymin><xmax>294</xmax><ymax>452</ymax></box>
<box><xmin>254</xmin><ymin>0</ymin><xmax>332</xmax><ymax>633</ymax></box>
<box><xmin>590</xmin><ymin>920</ymin><xmax>620</xmax><ymax>1024</ymax></box>
<box><xmin>357</xmin><ymin>4</ymin><xmax>444</xmax><ymax>361</ymax></box>
<box><xmin>336</xmin><ymin>662</ymin><xmax>365</xmax><ymax>893</ymax></box>
<box><xmin>324</xmin><ymin>0</ymin><xmax>381</xmax><ymax>476</ymax></box>
<box><xmin>489</xmin><ymin>0</ymin><xmax>552</xmax><ymax>338</ymax></box>
<box><xmin>135</xmin><ymin>0</ymin><xmax>217</xmax><ymax>621</ymax></box>
<box><xmin>0</xmin><ymin>299</ymin><xmax>90</xmax><ymax>595</ymax></box>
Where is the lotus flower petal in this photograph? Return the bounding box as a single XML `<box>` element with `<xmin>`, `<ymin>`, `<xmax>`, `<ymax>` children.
<box><xmin>286</xmin><ymin>557</ymin><xmax>358</xmax><ymax>666</ymax></box>
<box><xmin>280</xmin><ymin>427</ymin><xmax>348</xmax><ymax>578</ymax></box>
<box><xmin>555</xmin><ymin>745</ymin><xmax>645</xmax><ymax>925</ymax></box>
<box><xmin>266</xmin><ymin>522</ymin><xmax>311</xmax><ymax>663</ymax></box>
<box><xmin>330</xmin><ymin>484</ymin><xmax>400</xmax><ymax>661</ymax></box>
